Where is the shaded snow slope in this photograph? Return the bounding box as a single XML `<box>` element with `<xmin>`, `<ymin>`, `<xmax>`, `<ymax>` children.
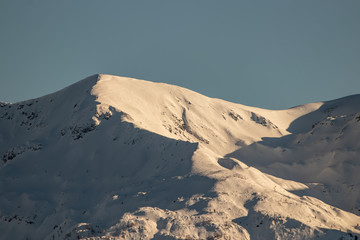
<box><xmin>0</xmin><ymin>74</ymin><xmax>359</xmax><ymax>239</ymax></box>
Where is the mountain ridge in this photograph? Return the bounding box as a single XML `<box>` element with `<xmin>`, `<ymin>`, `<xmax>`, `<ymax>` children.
<box><xmin>0</xmin><ymin>74</ymin><xmax>359</xmax><ymax>239</ymax></box>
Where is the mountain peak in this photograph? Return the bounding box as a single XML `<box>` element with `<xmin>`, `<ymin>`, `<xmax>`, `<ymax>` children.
<box><xmin>1</xmin><ymin>75</ymin><xmax>360</xmax><ymax>239</ymax></box>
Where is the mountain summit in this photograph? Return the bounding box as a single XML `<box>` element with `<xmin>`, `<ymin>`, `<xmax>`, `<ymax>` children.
<box><xmin>1</xmin><ymin>74</ymin><xmax>360</xmax><ymax>239</ymax></box>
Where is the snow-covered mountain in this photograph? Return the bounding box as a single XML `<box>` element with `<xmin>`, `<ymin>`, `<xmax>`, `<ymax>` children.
<box><xmin>0</xmin><ymin>74</ymin><xmax>359</xmax><ymax>240</ymax></box>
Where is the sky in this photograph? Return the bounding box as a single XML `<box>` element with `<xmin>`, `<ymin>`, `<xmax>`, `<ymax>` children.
<box><xmin>0</xmin><ymin>0</ymin><xmax>359</xmax><ymax>109</ymax></box>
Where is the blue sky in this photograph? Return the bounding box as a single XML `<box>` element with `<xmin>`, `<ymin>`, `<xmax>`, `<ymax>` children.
<box><xmin>0</xmin><ymin>0</ymin><xmax>359</xmax><ymax>109</ymax></box>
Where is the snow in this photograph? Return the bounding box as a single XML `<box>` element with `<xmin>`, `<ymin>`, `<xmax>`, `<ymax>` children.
<box><xmin>0</xmin><ymin>74</ymin><xmax>359</xmax><ymax>239</ymax></box>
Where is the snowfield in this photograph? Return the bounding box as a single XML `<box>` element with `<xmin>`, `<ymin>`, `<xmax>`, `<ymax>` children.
<box><xmin>0</xmin><ymin>74</ymin><xmax>359</xmax><ymax>239</ymax></box>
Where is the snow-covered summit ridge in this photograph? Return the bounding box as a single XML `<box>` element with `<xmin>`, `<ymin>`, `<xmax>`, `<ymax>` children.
<box><xmin>9</xmin><ymin>73</ymin><xmax>358</xmax><ymax>142</ymax></box>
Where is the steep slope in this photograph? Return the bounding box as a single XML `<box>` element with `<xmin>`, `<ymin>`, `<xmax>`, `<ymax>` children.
<box><xmin>0</xmin><ymin>74</ymin><xmax>359</xmax><ymax>239</ymax></box>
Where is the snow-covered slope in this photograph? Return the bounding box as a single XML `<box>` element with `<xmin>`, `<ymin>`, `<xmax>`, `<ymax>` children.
<box><xmin>0</xmin><ymin>74</ymin><xmax>359</xmax><ymax>239</ymax></box>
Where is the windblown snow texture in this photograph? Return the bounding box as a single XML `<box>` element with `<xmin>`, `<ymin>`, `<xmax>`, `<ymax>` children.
<box><xmin>0</xmin><ymin>74</ymin><xmax>359</xmax><ymax>239</ymax></box>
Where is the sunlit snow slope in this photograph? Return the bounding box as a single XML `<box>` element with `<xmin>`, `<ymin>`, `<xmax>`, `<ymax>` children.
<box><xmin>0</xmin><ymin>74</ymin><xmax>359</xmax><ymax>240</ymax></box>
